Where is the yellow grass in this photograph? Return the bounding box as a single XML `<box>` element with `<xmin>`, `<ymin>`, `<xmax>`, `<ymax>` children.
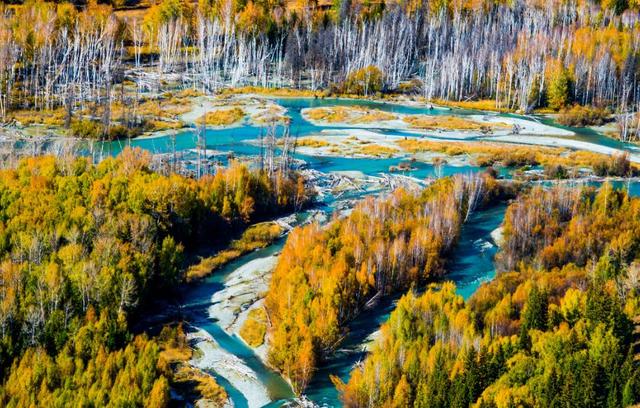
<box><xmin>187</xmin><ymin>222</ymin><xmax>282</xmax><ymax>281</ymax></box>
<box><xmin>402</xmin><ymin>115</ymin><xmax>509</xmax><ymax>131</ymax></box>
<box><xmin>395</xmin><ymin>139</ymin><xmax>628</xmax><ymax>169</ymax></box>
<box><xmin>295</xmin><ymin>137</ymin><xmax>333</xmax><ymax>148</ymax></box>
<box><xmin>71</xmin><ymin>92</ymin><xmax>194</xmax><ymax>134</ymax></box>
<box><xmin>358</xmin><ymin>144</ymin><xmax>400</xmax><ymax>157</ymax></box>
<box><xmin>305</xmin><ymin>106</ymin><xmax>397</xmax><ymax>124</ymax></box>
<box><xmin>8</xmin><ymin>100</ymin><xmax>189</xmax><ymax>135</ymax></box>
<box><xmin>239</xmin><ymin>308</ymin><xmax>268</xmax><ymax>347</ymax></box>
<box><xmin>219</xmin><ymin>86</ymin><xmax>323</xmax><ymax>97</ymax></box>
<box><xmin>397</xmin><ymin>139</ymin><xmax>557</xmax><ymax>166</ymax></box>
<box><xmin>147</xmin><ymin>119</ymin><xmax>185</xmax><ymax>131</ymax></box>
<box><xmin>432</xmin><ymin>98</ymin><xmax>511</xmax><ymax>112</ymax></box>
<box><xmin>533</xmin><ymin>107</ymin><xmax>558</xmax><ymax>114</ymax></box>
<box><xmin>197</xmin><ymin>107</ymin><xmax>245</xmax><ymax>126</ymax></box>
<box><xmin>173</xmin><ymin>88</ymin><xmax>205</xmax><ymax>99</ymax></box>
<box><xmin>355</xmin><ymin>110</ymin><xmax>397</xmax><ymax>123</ymax></box>
<box><xmin>305</xmin><ymin>106</ymin><xmax>352</xmax><ymax>123</ymax></box>
<box><xmin>9</xmin><ymin>107</ymin><xmax>67</xmax><ymax>127</ymax></box>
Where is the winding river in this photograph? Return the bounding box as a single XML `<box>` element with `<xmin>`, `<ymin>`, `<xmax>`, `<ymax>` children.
<box><xmin>128</xmin><ymin>97</ymin><xmax>640</xmax><ymax>407</ymax></box>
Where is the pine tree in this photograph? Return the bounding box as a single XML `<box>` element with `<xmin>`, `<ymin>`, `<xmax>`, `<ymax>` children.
<box><xmin>548</xmin><ymin>68</ymin><xmax>574</xmax><ymax>110</ymax></box>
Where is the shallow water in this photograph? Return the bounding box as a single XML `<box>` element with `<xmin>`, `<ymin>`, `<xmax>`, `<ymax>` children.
<box><xmin>180</xmin><ymin>241</ymin><xmax>296</xmax><ymax>405</ymax></box>
<box><xmin>98</xmin><ymin>97</ymin><xmax>640</xmax><ymax>166</ymax></box>
<box><xmin>446</xmin><ymin>204</ymin><xmax>508</xmax><ymax>300</ymax></box>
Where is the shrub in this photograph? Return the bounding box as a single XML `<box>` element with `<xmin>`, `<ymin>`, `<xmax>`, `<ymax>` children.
<box><xmin>557</xmin><ymin>105</ymin><xmax>609</xmax><ymax>127</ymax></box>
<box><xmin>70</xmin><ymin>119</ymin><xmax>103</xmax><ymax>139</ymax></box>
<box><xmin>343</xmin><ymin>66</ymin><xmax>384</xmax><ymax>95</ymax></box>
<box><xmin>593</xmin><ymin>153</ymin><xmax>631</xmax><ymax>177</ymax></box>
<box><xmin>544</xmin><ymin>163</ymin><xmax>568</xmax><ymax>179</ymax></box>
<box><xmin>108</xmin><ymin>125</ymin><xmax>145</xmax><ymax>140</ymax></box>
<box><xmin>610</xmin><ymin>152</ymin><xmax>631</xmax><ymax>176</ymax></box>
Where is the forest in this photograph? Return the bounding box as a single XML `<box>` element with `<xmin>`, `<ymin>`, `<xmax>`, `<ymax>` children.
<box><xmin>263</xmin><ymin>171</ymin><xmax>512</xmax><ymax>393</ymax></box>
<box><xmin>335</xmin><ymin>183</ymin><xmax>640</xmax><ymax>407</ymax></box>
<box><xmin>0</xmin><ymin>0</ymin><xmax>640</xmax><ymax>404</ymax></box>
<box><xmin>0</xmin><ymin>0</ymin><xmax>639</xmax><ymax>140</ymax></box>
<box><xmin>0</xmin><ymin>149</ymin><xmax>307</xmax><ymax>405</ymax></box>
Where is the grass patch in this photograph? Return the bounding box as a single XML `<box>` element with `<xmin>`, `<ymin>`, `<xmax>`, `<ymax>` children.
<box><xmin>197</xmin><ymin>107</ymin><xmax>245</xmax><ymax>126</ymax></box>
<box><xmin>354</xmin><ymin>110</ymin><xmax>397</xmax><ymax>123</ymax></box>
<box><xmin>220</xmin><ymin>86</ymin><xmax>323</xmax><ymax>97</ymax></box>
<box><xmin>239</xmin><ymin>307</ymin><xmax>268</xmax><ymax>347</ymax></box>
<box><xmin>7</xmin><ymin>87</ymin><xmax>200</xmax><ymax>136</ymax></box>
<box><xmin>397</xmin><ymin>139</ymin><xmax>555</xmax><ymax>167</ymax></box>
<box><xmin>402</xmin><ymin>115</ymin><xmax>508</xmax><ymax>131</ymax></box>
<box><xmin>9</xmin><ymin>107</ymin><xmax>67</xmax><ymax>127</ymax></box>
<box><xmin>100</xmin><ymin>95</ymin><xmax>192</xmax><ymax>121</ymax></box>
<box><xmin>432</xmin><ymin>99</ymin><xmax>511</xmax><ymax>112</ymax></box>
<box><xmin>305</xmin><ymin>106</ymin><xmax>351</xmax><ymax>123</ymax></box>
<box><xmin>187</xmin><ymin>222</ymin><xmax>282</xmax><ymax>281</ymax></box>
<box><xmin>305</xmin><ymin>106</ymin><xmax>398</xmax><ymax>124</ymax></box>
<box><xmin>395</xmin><ymin>138</ymin><xmax>635</xmax><ymax>172</ymax></box>
<box><xmin>146</xmin><ymin>119</ymin><xmax>186</xmax><ymax>131</ymax></box>
<box><xmin>295</xmin><ymin>137</ymin><xmax>333</xmax><ymax>148</ymax></box>
<box><xmin>358</xmin><ymin>144</ymin><xmax>399</xmax><ymax>157</ymax></box>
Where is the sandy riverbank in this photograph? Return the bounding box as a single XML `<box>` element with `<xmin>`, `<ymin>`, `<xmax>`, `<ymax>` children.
<box><xmin>288</xmin><ymin>129</ymin><xmax>473</xmax><ymax>166</ymax></box>
<box><xmin>188</xmin><ymin>328</ymin><xmax>272</xmax><ymax>408</ymax></box>
<box><xmin>209</xmin><ymin>255</ymin><xmax>278</xmax><ymax>335</ymax></box>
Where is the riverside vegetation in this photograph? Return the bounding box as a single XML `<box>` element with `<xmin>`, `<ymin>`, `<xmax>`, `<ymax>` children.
<box><xmin>238</xmin><ymin>177</ymin><xmax>640</xmax><ymax>408</ymax></box>
<box><xmin>0</xmin><ymin>148</ymin><xmax>309</xmax><ymax>406</ymax></box>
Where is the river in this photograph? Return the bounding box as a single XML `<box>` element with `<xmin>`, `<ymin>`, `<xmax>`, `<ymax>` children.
<box><xmin>128</xmin><ymin>97</ymin><xmax>640</xmax><ymax>407</ymax></box>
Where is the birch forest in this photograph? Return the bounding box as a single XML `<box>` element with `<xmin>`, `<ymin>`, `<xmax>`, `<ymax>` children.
<box><xmin>0</xmin><ymin>0</ymin><xmax>639</xmax><ymax>125</ymax></box>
